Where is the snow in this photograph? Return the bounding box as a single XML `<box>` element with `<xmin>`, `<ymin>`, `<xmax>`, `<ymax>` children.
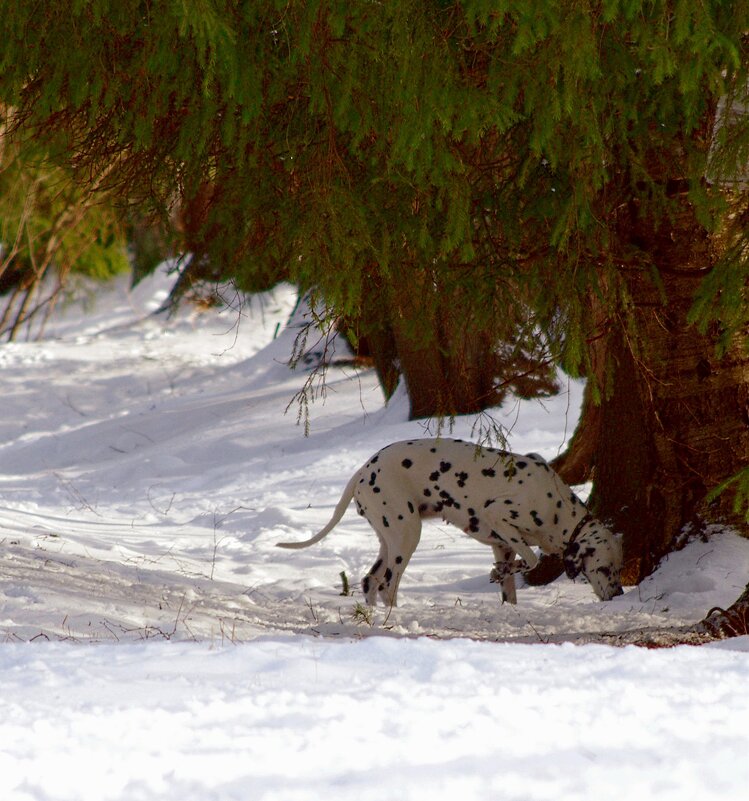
<box><xmin>1</xmin><ymin>266</ymin><xmax>748</xmax><ymax>800</ymax></box>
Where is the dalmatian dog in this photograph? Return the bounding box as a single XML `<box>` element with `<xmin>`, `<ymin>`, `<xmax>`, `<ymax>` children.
<box><xmin>277</xmin><ymin>438</ymin><xmax>623</xmax><ymax>606</ymax></box>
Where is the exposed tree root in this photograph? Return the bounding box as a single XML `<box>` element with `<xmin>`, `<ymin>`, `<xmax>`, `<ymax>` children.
<box><xmin>696</xmin><ymin>585</ymin><xmax>749</xmax><ymax>638</ymax></box>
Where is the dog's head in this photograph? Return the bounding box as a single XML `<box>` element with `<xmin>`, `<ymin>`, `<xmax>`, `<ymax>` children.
<box><xmin>563</xmin><ymin>520</ymin><xmax>623</xmax><ymax>600</ymax></box>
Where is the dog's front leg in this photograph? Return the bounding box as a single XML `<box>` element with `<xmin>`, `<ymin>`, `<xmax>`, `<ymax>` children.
<box><xmin>490</xmin><ymin>544</ymin><xmax>518</xmax><ymax>604</ymax></box>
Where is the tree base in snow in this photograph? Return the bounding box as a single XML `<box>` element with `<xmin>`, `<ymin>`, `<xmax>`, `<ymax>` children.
<box><xmin>523</xmin><ymin>553</ymin><xmax>565</xmax><ymax>586</ymax></box>
<box><xmin>697</xmin><ymin>587</ymin><xmax>749</xmax><ymax>638</ymax></box>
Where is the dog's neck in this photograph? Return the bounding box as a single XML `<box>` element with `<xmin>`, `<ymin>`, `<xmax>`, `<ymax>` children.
<box><xmin>567</xmin><ymin>513</ymin><xmax>593</xmax><ymax>546</ymax></box>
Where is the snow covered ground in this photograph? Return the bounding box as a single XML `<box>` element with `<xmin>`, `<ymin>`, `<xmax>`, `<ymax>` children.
<box><xmin>1</xmin><ymin>267</ymin><xmax>748</xmax><ymax>800</ymax></box>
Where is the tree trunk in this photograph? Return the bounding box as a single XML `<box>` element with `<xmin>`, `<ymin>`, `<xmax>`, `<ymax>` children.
<box><xmin>389</xmin><ymin>270</ymin><xmax>497</xmax><ymax>419</ymax></box>
<box><xmin>352</xmin><ymin>272</ymin><xmax>401</xmax><ymax>401</ymax></box>
<box><xmin>390</xmin><ymin>307</ymin><xmax>450</xmax><ymax>419</ymax></box>
<box><xmin>591</xmin><ymin>199</ymin><xmax>749</xmax><ymax>584</ymax></box>
<box><xmin>550</xmin><ymin>379</ymin><xmax>601</xmax><ymax>486</ymax></box>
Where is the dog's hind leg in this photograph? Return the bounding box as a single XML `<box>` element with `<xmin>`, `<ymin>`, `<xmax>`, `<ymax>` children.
<box><xmin>364</xmin><ymin>515</ymin><xmax>421</xmax><ymax>607</ymax></box>
<box><xmin>384</xmin><ymin>521</ymin><xmax>424</xmax><ymax>607</ymax></box>
<box><xmin>362</xmin><ymin>533</ymin><xmax>389</xmax><ymax>606</ymax></box>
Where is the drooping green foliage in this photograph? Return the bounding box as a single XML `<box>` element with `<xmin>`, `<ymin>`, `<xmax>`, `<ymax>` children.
<box><xmin>1</xmin><ymin>0</ymin><xmax>748</xmax><ymax>363</ymax></box>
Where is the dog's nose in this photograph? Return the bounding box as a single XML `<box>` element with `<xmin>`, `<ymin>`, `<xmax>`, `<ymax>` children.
<box><xmin>612</xmin><ymin>585</ymin><xmax>624</xmax><ymax>597</ymax></box>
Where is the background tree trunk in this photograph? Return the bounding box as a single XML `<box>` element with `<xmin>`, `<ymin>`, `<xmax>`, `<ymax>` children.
<box><xmin>345</xmin><ymin>271</ymin><xmax>401</xmax><ymax>401</ymax></box>
<box><xmin>388</xmin><ymin>269</ymin><xmax>498</xmax><ymax>419</ymax></box>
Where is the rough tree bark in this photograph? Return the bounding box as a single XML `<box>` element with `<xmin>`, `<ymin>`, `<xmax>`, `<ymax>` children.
<box><xmin>550</xmin><ymin>378</ymin><xmax>602</xmax><ymax>486</ymax></box>
<box><xmin>387</xmin><ymin>269</ymin><xmax>497</xmax><ymax>419</ymax></box>
<box><xmin>590</xmin><ymin>196</ymin><xmax>749</xmax><ymax>584</ymax></box>
<box><xmin>345</xmin><ymin>270</ymin><xmax>401</xmax><ymax>401</ymax></box>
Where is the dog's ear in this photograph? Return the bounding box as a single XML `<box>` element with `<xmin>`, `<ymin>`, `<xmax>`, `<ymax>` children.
<box><xmin>563</xmin><ymin>541</ymin><xmax>583</xmax><ymax>579</ymax></box>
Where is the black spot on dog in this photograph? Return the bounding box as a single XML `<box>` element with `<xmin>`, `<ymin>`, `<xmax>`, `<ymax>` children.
<box><xmin>484</xmin><ymin>499</ymin><xmax>495</xmax><ymax>508</ymax></box>
<box><xmin>430</xmin><ymin>471</ymin><xmax>440</xmax><ymax>482</ymax></box>
<box><xmin>369</xmin><ymin>472</ymin><xmax>377</xmax><ymax>486</ymax></box>
<box><xmin>504</xmin><ymin>499</ymin><xmax>513</xmax><ymax>505</ymax></box>
<box><xmin>482</xmin><ymin>468</ymin><xmax>496</xmax><ymax>477</ymax></box>
<box><xmin>439</xmin><ymin>491</ymin><xmax>457</xmax><ymax>508</ymax></box>
<box><xmin>469</xmin><ymin>517</ymin><xmax>480</xmax><ymax>533</ymax></box>
<box><xmin>423</xmin><ymin>488</ymin><xmax>432</xmax><ymax>497</ymax></box>
<box><xmin>382</xmin><ymin>516</ymin><xmax>389</xmax><ymax>527</ymax></box>
<box><xmin>456</xmin><ymin>471</ymin><xmax>469</xmax><ymax>487</ymax></box>
<box><xmin>371</xmin><ymin>558</ymin><xmax>383</xmax><ymax>573</ymax></box>
<box><xmin>468</xmin><ymin>508</ymin><xmax>476</xmax><ymax>517</ymax></box>
<box><xmin>384</xmin><ymin>568</ymin><xmax>393</xmax><ymax>583</ymax></box>
<box><xmin>418</xmin><ymin>503</ymin><xmax>428</xmax><ymax>513</ymax></box>
<box><xmin>510</xmin><ymin>510</ymin><xmax>519</xmax><ymax>520</ymax></box>
<box><xmin>373</xmin><ymin>487</ymin><xmax>381</xmax><ymax>493</ymax></box>
<box><xmin>398</xmin><ymin>514</ymin><xmax>404</xmax><ymax>520</ymax></box>
<box><xmin>395</xmin><ymin>556</ymin><xmax>403</xmax><ymax>564</ymax></box>
<box><xmin>362</xmin><ymin>577</ymin><xmax>370</xmax><ymax>594</ymax></box>
<box><xmin>371</xmin><ymin>455</ymin><xmax>379</xmax><ymax>464</ymax></box>
<box><xmin>408</xmin><ymin>501</ymin><xmax>415</xmax><ymax>514</ymax></box>
<box><xmin>430</xmin><ymin>447</ymin><xmax>437</xmax><ymax>453</ymax></box>
<box><xmin>439</xmin><ymin>461</ymin><xmax>452</xmax><ymax>473</ymax></box>
<box><xmin>401</xmin><ymin>458</ymin><xmax>413</xmax><ymax>469</ymax></box>
<box><xmin>516</xmin><ymin>461</ymin><xmax>527</xmax><ymax>469</ymax></box>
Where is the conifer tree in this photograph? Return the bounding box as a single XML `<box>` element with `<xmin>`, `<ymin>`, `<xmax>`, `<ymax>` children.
<box><xmin>1</xmin><ymin>1</ymin><xmax>748</xmax><ymax>625</ymax></box>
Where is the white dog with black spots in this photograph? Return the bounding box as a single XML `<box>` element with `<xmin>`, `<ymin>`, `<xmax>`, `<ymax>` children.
<box><xmin>278</xmin><ymin>438</ymin><xmax>623</xmax><ymax>606</ymax></box>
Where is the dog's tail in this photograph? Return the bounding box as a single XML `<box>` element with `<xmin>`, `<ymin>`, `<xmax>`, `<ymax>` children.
<box><xmin>276</xmin><ymin>471</ymin><xmax>360</xmax><ymax>550</ymax></box>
